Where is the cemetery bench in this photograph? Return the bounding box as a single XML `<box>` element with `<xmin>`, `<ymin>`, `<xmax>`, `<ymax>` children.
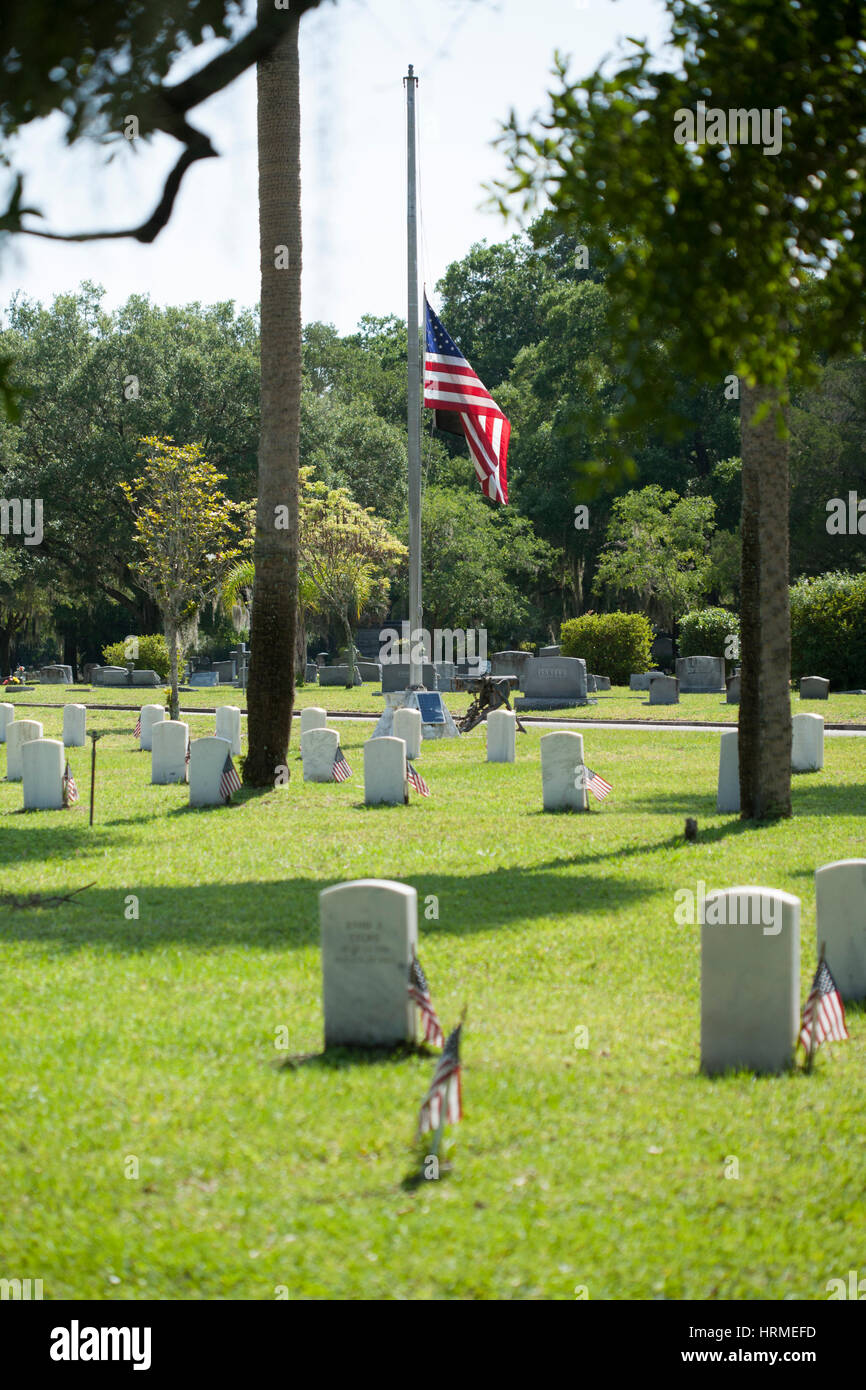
<box><xmin>454</xmin><ymin>674</ymin><xmax>526</xmax><ymax>735</ymax></box>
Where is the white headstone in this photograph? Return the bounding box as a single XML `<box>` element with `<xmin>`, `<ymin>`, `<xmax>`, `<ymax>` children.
<box><xmin>320</xmin><ymin>878</ymin><xmax>418</xmax><ymax>1047</ymax></box>
<box><xmin>364</xmin><ymin>736</ymin><xmax>407</xmax><ymax>806</ymax></box>
<box><xmin>486</xmin><ymin>707</ymin><xmax>516</xmax><ymax>763</ymax></box>
<box><xmin>6</xmin><ymin>719</ymin><xmax>43</xmax><ymax>781</ymax></box>
<box><xmin>215</xmin><ymin>704</ymin><xmax>242</xmax><ymax>756</ymax></box>
<box><xmin>0</xmin><ymin>703</ymin><xmax>14</xmax><ymax>743</ymax></box>
<box><xmin>792</xmin><ymin>713</ymin><xmax>823</xmax><ymax>772</ymax></box>
<box><xmin>393</xmin><ymin>706</ymin><xmax>422</xmax><ymax>761</ymax></box>
<box><xmin>816</xmin><ymin>860</ymin><xmax>866</xmax><ymax>1001</ymax></box>
<box><xmin>717</xmin><ymin>730</ymin><xmax>740</xmax><ymax>813</ymax></box>
<box><xmin>189</xmin><ymin>735</ymin><xmax>232</xmax><ymax>807</ymax></box>
<box><xmin>302</xmin><ymin>727</ymin><xmax>340</xmax><ymax>782</ymax></box>
<box><xmin>300</xmin><ymin>706</ymin><xmax>327</xmax><ymax>736</ymax></box>
<box><xmin>541</xmin><ymin>730</ymin><xmax>587</xmax><ymax>811</ymax></box>
<box><xmin>139</xmin><ymin>704</ymin><xmax>165</xmax><ymax>751</ymax></box>
<box><xmin>701</xmin><ymin>886</ymin><xmax>800</xmax><ymax>1074</ymax></box>
<box><xmin>63</xmin><ymin>703</ymin><xmax>87</xmax><ymax>748</ymax></box>
<box><xmin>22</xmin><ymin>737</ymin><xmax>65</xmax><ymax>810</ymax></box>
<box><xmin>152</xmin><ymin>720</ymin><xmax>190</xmax><ymax>784</ymax></box>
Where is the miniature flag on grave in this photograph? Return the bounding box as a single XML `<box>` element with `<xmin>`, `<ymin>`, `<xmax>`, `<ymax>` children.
<box><xmin>583</xmin><ymin>766</ymin><xmax>612</xmax><ymax>802</ymax></box>
<box><xmin>134</xmin><ymin>715</ymin><xmax>142</xmax><ymax>739</ymax></box>
<box><xmin>407</xmin><ymin>762</ymin><xmax>430</xmax><ymax>797</ymax></box>
<box><xmin>219</xmin><ymin>753</ymin><xmax>241</xmax><ymax>803</ymax></box>
<box><xmin>799</xmin><ymin>954</ymin><xmax>849</xmax><ymax>1055</ymax></box>
<box><xmin>417</xmin><ymin>1022</ymin><xmax>462</xmax><ymax>1138</ymax></box>
<box><xmin>62</xmin><ymin>761</ymin><xmax>80</xmax><ymax>807</ymax></box>
<box><xmin>332</xmin><ymin>749</ymin><xmax>353</xmax><ymax>782</ymax></box>
<box><xmin>408</xmin><ymin>952</ymin><xmax>444</xmax><ymax>1049</ymax></box>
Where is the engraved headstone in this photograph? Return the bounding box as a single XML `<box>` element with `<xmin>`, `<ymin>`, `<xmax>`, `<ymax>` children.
<box><xmin>318</xmin><ymin>664</ymin><xmax>363</xmax><ymax>687</ymax></box>
<box><xmin>816</xmin><ymin>860</ymin><xmax>866</xmax><ymax>1001</ymax></box>
<box><xmin>800</xmin><ymin>676</ymin><xmax>829</xmax><ymax>700</ymax></box>
<box><xmin>6</xmin><ymin>719</ymin><xmax>44</xmax><ymax>781</ymax></box>
<box><xmin>541</xmin><ymin>730</ymin><xmax>587</xmax><ymax>811</ymax></box>
<box><xmin>188</xmin><ymin>735</ymin><xmax>232</xmax><ymax>807</ymax></box>
<box><xmin>649</xmin><ymin>674</ymin><xmax>679</xmax><ymax>705</ymax></box>
<box><xmin>629</xmin><ymin>672</ymin><xmax>659</xmax><ymax>691</ymax></box>
<box><xmin>792</xmin><ymin>713</ymin><xmax>823</xmax><ymax>772</ymax></box>
<box><xmin>486</xmin><ymin>707</ymin><xmax>516</xmax><ymax>763</ymax></box>
<box><xmin>302</xmin><ymin>727</ymin><xmax>340</xmax><ymax>782</ymax></box>
<box><xmin>22</xmin><ymin>737</ymin><xmax>65</xmax><ymax>810</ymax></box>
<box><xmin>701</xmin><ymin>887</ymin><xmax>800</xmax><ymax>1074</ymax></box>
<box><xmin>152</xmin><ymin>720</ymin><xmax>189</xmax><ymax>784</ymax></box>
<box><xmin>518</xmin><ymin>655</ymin><xmax>587</xmax><ymax>709</ymax></box>
<box><xmin>63</xmin><ymin>704</ymin><xmax>86</xmax><ymax>748</ymax></box>
<box><xmin>676</xmin><ymin>656</ymin><xmax>726</xmax><ymax>693</ymax></box>
<box><xmin>364</xmin><ymin>736</ymin><xmax>407</xmax><ymax>805</ymax></box>
<box><xmin>381</xmin><ymin>661</ymin><xmax>438</xmax><ymax>693</ymax></box>
<box><xmin>320</xmin><ymin>878</ymin><xmax>418</xmax><ymax>1047</ymax></box>
<box><xmin>131</xmin><ymin>669</ymin><xmax>161</xmax><ymax>687</ymax></box>
<box><xmin>300</xmin><ymin>706</ymin><xmax>327</xmax><ymax>736</ymax></box>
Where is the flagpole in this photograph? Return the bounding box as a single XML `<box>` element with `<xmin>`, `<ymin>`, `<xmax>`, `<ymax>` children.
<box><xmin>404</xmin><ymin>63</ymin><xmax>423</xmax><ymax>690</ymax></box>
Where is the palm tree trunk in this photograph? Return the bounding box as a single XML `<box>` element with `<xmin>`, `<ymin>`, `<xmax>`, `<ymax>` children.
<box><xmin>245</xmin><ymin>2</ymin><xmax>301</xmax><ymax>784</ymax></box>
<box><xmin>739</xmin><ymin>382</ymin><xmax>792</xmax><ymax>819</ymax></box>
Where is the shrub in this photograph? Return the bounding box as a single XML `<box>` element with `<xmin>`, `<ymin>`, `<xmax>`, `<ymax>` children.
<box><xmin>679</xmin><ymin>607</ymin><xmax>740</xmax><ymax>668</ymax></box>
<box><xmin>790</xmin><ymin>572</ymin><xmax>866</xmax><ymax>690</ymax></box>
<box><xmin>560</xmin><ymin>612</ymin><xmax>653</xmax><ymax>685</ymax></box>
<box><xmin>102</xmin><ymin>633</ymin><xmax>171</xmax><ymax>680</ymax></box>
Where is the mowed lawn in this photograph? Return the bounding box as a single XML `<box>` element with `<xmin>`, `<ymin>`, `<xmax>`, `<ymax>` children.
<box><xmin>1</xmin><ymin>701</ymin><xmax>865</xmax><ymax>1300</ymax></box>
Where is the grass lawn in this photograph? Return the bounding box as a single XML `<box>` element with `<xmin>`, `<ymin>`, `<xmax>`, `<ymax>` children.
<box><xmin>1</xmin><ymin>703</ymin><xmax>865</xmax><ymax>1299</ymax></box>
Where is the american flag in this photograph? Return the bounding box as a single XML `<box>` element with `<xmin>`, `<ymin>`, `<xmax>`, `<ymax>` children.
<box><xmin>417</xmin><ymin>1022</ymin><xmax>462</xmax><ymax>1138</ymax></box>
<box><xmin>408</xmin><ymin>953</ymin><xmax>444</xmax><ymax>1049</ymax></box>
<box><xmin>332</xmin><ymin>748</ymin><xmax>353</xmax><ymax>782</ymax></box>
<box><xmin>134</xmin><ymin>715</ymin><xmax>142</xmax><ymax>739</ymax></box>
<box><xmin>62</xmin><ymin>761</ymin><xmax>80</xmax><ymax>807</ymax></box>
<box><xmin>584</xmin><ymin>765</ymin><xmax>612</xmax><ymax>802</ymax></box>
<box><xmin>423</xmin><ymin>297</ymin><xmax>510</xmax><ymax>505</ymax></box>
<box><xmin>799</xmin><ymin>956</ymin><xmax>849</xmax><ymax>1054</ymax></box>
<box><xmin>407</xmin><ymin>761</ymin><xmax>430</xmax><ymax>797</ymax></box>
<box><xmin>220</xmin><ymin>753</ymin><xmax>241</xmax><ymax>802</ymax></box>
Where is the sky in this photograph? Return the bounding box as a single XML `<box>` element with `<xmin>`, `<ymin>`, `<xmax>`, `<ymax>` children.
<box><xmin>0</xmin><ymin>0</ymin><xmax>669</xmax><ymax>336</ymax></box>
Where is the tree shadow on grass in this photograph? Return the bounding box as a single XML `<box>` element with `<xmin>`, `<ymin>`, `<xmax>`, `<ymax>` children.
<box><xmin>274</xmin><ymin>1042</ymin><xmax>433</xmax><ymax>1071</ymax></box>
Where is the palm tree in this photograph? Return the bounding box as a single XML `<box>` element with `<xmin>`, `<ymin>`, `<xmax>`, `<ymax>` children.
<box><xmin>245</xmin><ymin>0</ymin><xmax>302</xmax><ymax>784</ymax></box>
<box><xmin>222</xmin><ymin>557</ymin><xmax>318</xmax><ymax>677</ymax></box>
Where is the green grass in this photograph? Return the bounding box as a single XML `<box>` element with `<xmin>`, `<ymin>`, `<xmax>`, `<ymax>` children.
<box><xmin>1</xmin><ymin>706</ymin><xmax>865</xmax><ymax>1299</ymax></box>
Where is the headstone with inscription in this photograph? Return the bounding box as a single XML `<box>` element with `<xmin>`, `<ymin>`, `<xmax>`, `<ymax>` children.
<box><xmin>189</xmin><ymin>671</ymin><xmax>219</xmax><ymax>688</ymax></box>
<box><xmin>516</xmin><ymin>655</ymin><xmax>588</xmax><ymax>709</ymax></box>
<box><xmin>676</xmin><ymin>655</ymin><xmax>725</xmax><ymax>693</ymax></box>
<box><xmin>318</xmin><ymin>664</ymin><xmax>363</xmax><ymax>687</ymax></box>
<box><xmin>701</xmin><ymin>886</ymin><xmax>800</xmax><ymax>1074</ymax></box>
<box><xmin>6</xmin><ymin>719</ymin><xmax>43</xmax><ymax>781</ymax></box>
<box><xmin>381</xmin><ymin>661</ymin><xmax>438</xmax><ymax>693</ymax></box>
<box><xmin>490</xmin><ymin>651</ymin><xmax>531</xmax><ymax>685</ymax></box>
<box><xmin>816</xmin><ymin>859</ymin><xmax>866</xmax><ymax>1001</ymax></box>
<box><xmin>800</xmin><ymin>676</ymin><xmax>829</xmax><ymax>700</ymax></box>
<box><xmin>22</xmin><ymin>738</ymin><xmax>65</xmax><ymax>810</ymax></box>
<box><xmin>302</xmin><ymin>727</ymin><xmax>340</xmax><ymax>782</ymax></box>
<box><xmin>319</xmin><ymin>878</ymin><xmax>418</xmax><ymax>1047</ymax></box>
<box><xmin>649</xmin><ymin>674</ymin><xmax>679</xmax><ymax>705</ymax></box>
<box><xmin>131</xmin><ymin>669</ymin><xmax>161</xmax><ymax>687</ymax></box>
<box><xmin>188</xmin><ymin>736</ymin><xmax>232</xmax><ymax>807</ymax></box>
<box><xmin>364</xmin><ymin>736</ymin><xmax>407</xmax><ymax>805</ymax></box>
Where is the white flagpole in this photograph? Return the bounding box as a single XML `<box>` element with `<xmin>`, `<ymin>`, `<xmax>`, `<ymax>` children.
<box><xmin>404</xmin><ymin>64</ymin><xmax>424</xmax><ymax>690</ymax></box>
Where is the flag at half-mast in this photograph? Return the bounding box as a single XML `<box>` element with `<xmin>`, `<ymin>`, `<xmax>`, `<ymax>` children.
<box><xmin>424</xmin><ymin>297</ymin><xmax>510</xmax><ymax>505</ymax></box>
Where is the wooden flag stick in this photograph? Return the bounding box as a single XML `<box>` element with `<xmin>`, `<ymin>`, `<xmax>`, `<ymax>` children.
<box><xmin>805</xmin><ymin>941</ymin><xmax>826</xmax><ymax>1074</ymax></box>
<box><xmin>88</xmin><ymin>731</ymin><xmax>100</xmax><ymax>827</ymax></box>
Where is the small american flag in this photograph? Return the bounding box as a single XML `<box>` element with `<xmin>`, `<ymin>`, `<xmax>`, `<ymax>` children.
<box><xmin>417</xmin><ymin>1022</ymin><xmax>462</xmax><ymax>1138</ymax></box>
<box><xmin>185</xmin><ymin>740</ymin><xmax>190</xmax><ymax>766</ymax></box>
<box><xmin>62</xmin><ymin>761</ymin><xmax>80</xmax><ymax>807</ymax></box>
<box><xmin>332</xmin><ymin>749</ymin><xmax>353</xmax><ymax>782</ymax></box>
<box><xmin>799</xmin><ymin>956</ymin><xmax>849</xmax><ymax>1054</ymax></box>
<box><xmin>219</xmin><ymin>753</ymin><xmax>241</xmax><ymax>802</ymax></box>
<box><xmin>577</xmin><ymin>763</ymin><xmax>612</xmax><ymax>801</ymax></box>
<box><xmin>409</xmin><ymin>953</ymin><xmax>444</xmax><ymax>1049</ymax></box>
<box><xmin>424</xmin><ymin>298</ymin><xmax>510</xmax><ymax>504</ymax></box>
<box><xmin>134</xmin><ymin>715</ymin><xmax>142</xmax><ymax>739</ymax></box>
<box><xmin>407</xmin><ymin>761</ymin><xmax>430</xmax><ymax>797</ymax></box>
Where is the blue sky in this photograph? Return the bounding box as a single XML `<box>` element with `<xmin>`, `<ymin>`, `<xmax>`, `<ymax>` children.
<box><xmin>1</xmin><ymin>0</ymin><xmax>668</xmax><ymax>334</ymax></box>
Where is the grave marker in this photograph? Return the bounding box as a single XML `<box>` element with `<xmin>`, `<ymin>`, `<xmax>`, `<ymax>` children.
<box><xmin>139</xmin><ymin>705</ymin><xmax>165</xmax><ymax>751</ymax></box>
<box><xmin>676</xmin><ymin>656</ymin><xmax>725</xmax><ymax>693</ymax></box>
<box><xmin>486</xmin><ymin>708</ymin><xmax>516</xmax><ymax>763</ymax></box>
<box><xmin>791</xmin><ymin>713</ymin><xmax>824</xmax><ymax>772</ymax></box>
<box><xmin>701</xmin><ymin>886</ymin><xmax>800</xmax><ymax>1074</ymax></box>
<box><xmin>364</xmin><ymin>736</ymin><xmax>407</xmax><ymax>805</ymax></box>
<box><xmin>22</xmin><ymin>738</ymin><xmax>65</xmax><ymax>810</ymax></box>
<box><xmin>649</xmin><ymin>674</ymin><xmax>679</xmax><ymax>705</ymax></box>
<box><xmin>717</xmin><ymin>730</ymin><xmax>740</xmax><ymax>813</ymax></box>
<box><xmin>152</xmin><ymin>720</ymin><xmax>190</xmax><ymax>785</ymax></box>
<box><xmin>815</xmin><ymin>860</ymin><xmax>866</xmax><ymax>1001</ymax></box>
<box><xmin>63</xmin><ymin>704</ymin><xmax>86</xmax><ymax>748</ymax></box>
<box><xmin>541</xmin><ymin>730</ymin><xmax>588</xmax><ymax>811</ymax></box>
<box><xmin>0</xmin><ymin>703</ymin><xmax>13</xmax><ymax>742</ymax></box>
<box><xmin>6</xmin><ymin>719</ymin><xmax>43</xmax><ymax>780</ymax></box>
<box><xmin>393</xmin><ymin>707</ymin><xmax>422</xmax><ymax>760</ymax></box>
<box><xmin>215</xmin><ymin>705</ymin><xmax>242</xmax><ymax>757</ymax></box>
<box><xmin>299</xmin><ymin>706</ymin><xmax>327</xmax><ymax>736</ymax></box>
<box><xmin>800</xmin><ymin>676</ymin><xmax>829</xmax><ymax>700</ymax></box>
<box><xmin>189</xmin><ymin>736</ymin><xmax>232</xmax><ymax>807</ymax></box>
<box><xmin>320</xmin><ymin>879</ymin><xmax>418</xmax><ymax>1047</ymax></box>
<box><xmin>302</xmin><ymin>727</ymin><xmax>341</xmax><ymax>782</ymax></box>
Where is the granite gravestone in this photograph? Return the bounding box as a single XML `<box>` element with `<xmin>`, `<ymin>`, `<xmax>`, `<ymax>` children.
<box><xmin>649</xmin><ymin>674</ymin><xmax>679</xmax><ymax>705</ymax></box>
<box><xmin>381</xmin><ymin>662</ymin><xmax>438</xmax><ymax>693</ymax></box>
<box><xmin>318</xmin><ymin>665</ymin><xmax>363</xmax><ymax>687</ymax></box>
<box><xmin>319</xmin><ymin>879</ymin><xmax>418</xmax><ymax>1047</ymax></box>
<box><xmin>676</xmin><ymin>656</ymin><xmax>726</xmax><ymax>693</ymax></box>
<box><xmin>800</xmin><ymin>676</ymin><xmax>829</xmax><ymax>700</ymax></box>
<box><xmin>816</xmin><ymin>860</ymin><xmax>866</xmax><ymax>1001</ymax></box>
<box><xmin>700</xmin><ymin>887</ymin><xmax>800</xmax><ymax>1074</ymax></box>
<box><xmin>517</xmin><ymin>656</ymin><xmax>587</xmax><ymax>710</ymax></box>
